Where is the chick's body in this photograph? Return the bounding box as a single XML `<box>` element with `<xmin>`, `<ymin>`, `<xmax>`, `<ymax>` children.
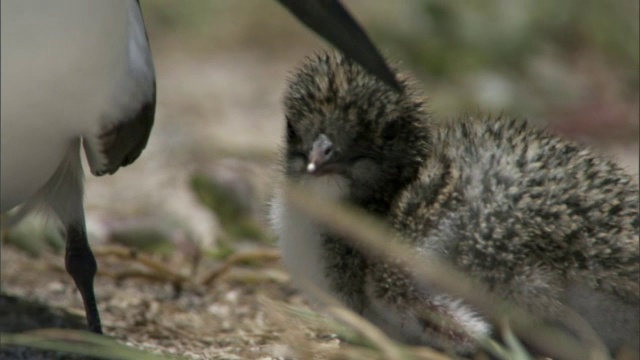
<box><xmin>270</xmin><ymin>51</ymin><xmax>639</xmax><ymax>354</ymax></box>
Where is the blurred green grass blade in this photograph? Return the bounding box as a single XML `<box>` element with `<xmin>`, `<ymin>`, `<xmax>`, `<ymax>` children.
<box><xmin>476</xmin><ymin>321</ymin><xmax>535</xmax><ymax>360</ymax></box>
<box><xmin>275</xmin><ymin>302</ymin><xmax>364</xmax><ymax>344</ymax></box>
<box><xmin>502</xmin><ymin>322</ymin><xmax>535</xmax><ymax>360</ymax></box>
<box><xmin>284</xmin><ymin>183</ymin><xmax>608</xmax><ymax>360</ymax></box>
<box><xmin>476</xmin><ymin>337</ymin><xmax>516</xmax><ymax>360</ymax></box>
<box><xmin>0</xmin><ymin>329</ymin><xmax>179</xmax><ymax>360</ymax></box>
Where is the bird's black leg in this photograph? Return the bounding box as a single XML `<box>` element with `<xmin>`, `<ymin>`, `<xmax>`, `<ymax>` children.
<box><xmin>65</xmin><ymin>222</ymin><xmax>102</xmax><ymax>334</ymax></box>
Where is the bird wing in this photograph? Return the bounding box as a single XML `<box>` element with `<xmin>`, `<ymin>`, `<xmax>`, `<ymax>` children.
<box><xmin>276</xmin><ymin>0</ymin><xmax>401</xmax><ymax>92</ymax></box>
<box><xmin>83</xmin><ymin>0</ymin><xmax>156</xmax><ymax>176</ymax></box>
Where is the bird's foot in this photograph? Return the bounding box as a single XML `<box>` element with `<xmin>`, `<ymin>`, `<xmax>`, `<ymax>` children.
<box><xmin>65</xmin><ymin>224</ymin><xmax>102</xmax><ymax>334</ymax></box>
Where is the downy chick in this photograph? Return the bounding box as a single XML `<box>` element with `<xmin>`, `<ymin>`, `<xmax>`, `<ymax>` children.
<box><xmin>270</xmin><ymin>50</ymin><xmax>639</xmax><ymax>355</ymax></box>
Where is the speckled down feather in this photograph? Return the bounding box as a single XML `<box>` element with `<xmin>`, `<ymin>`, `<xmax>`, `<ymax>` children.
<box><xmin>271</xmin><ymin>50</ymin><xmax>639</xmax><ymax>356</ymax></box>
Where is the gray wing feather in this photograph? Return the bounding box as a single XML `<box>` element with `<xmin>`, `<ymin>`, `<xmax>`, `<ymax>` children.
<box><xmin>277</xmin><ymin>0</ymin><xmax>401</xmax><ymax>92</ymax></box>
<box><xmin>84</xmin><ymin>0</ymin><xmax>156</xmax><ymax>176</ymax></box>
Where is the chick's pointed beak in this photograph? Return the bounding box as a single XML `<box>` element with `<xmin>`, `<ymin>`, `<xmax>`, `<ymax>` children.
<box><xmin>307</xmin><ymin>134</ymin><xmax>334</xmax><ymax>173</ymax></box>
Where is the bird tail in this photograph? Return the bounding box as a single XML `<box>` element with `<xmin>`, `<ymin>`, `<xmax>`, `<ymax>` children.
<box><xmin>2</xmin><ymin>139</ymin><xmax>85</xmax><ymax>231</ymax></box>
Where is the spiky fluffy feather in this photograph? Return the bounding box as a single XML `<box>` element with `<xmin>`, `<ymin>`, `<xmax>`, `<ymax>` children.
<box><xmin>271</xmin><ymin>50</ymin><xmax>639</xmax><ymax>355</ymax></box>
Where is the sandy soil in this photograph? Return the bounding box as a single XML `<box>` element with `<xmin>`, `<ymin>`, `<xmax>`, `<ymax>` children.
<box><xmin>1</xmin><ymin>244</ymin><xmax>337</xmax><ymax>360</ymax></box>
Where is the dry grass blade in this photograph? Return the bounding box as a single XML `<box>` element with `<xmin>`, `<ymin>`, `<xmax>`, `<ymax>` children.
<box><xmin>303</xmin><ymin>282</ymin><xmax>413</xmax><ymax>360</ymax></box>
<box><xmin>96</xmin><ymin>245</ymin><xmax>281</xmax><ymax>287</ymax></box>
<box><xmin>94</xmin><ymin>246</ymin><xmax>190</xmax><ymax>284</ymax></box>
<box><xmin>284</xmin><ymin>183</ymin><xmax>611</xmax><ymax>360</ymax></box>
<box><xmin>260</xmin><ymin>296</ymin><xmax>451</xmax><ymax>360</ymax></box>
<box><xmin>327</xmin><ymin>307</ymin><xmax>409</xmax><ymax>360</ymax></box>
<box><xmin>200</xmin><ymin>249</ymin><xmax>281</xmax><ymax>285</ymax></box>
<box><xmin>0</xmin><ymin>329</ymin><xmax>178</xmax><ymax>360</ymax></box>
<box><xmin>99</xmin><ymin>269</ymin><xmax>189</xmax><ymax>285</ymax></box>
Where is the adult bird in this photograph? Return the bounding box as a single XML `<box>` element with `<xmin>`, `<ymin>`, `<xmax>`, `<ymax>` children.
<box><xmin>1</xmin><ymin>0</ymin><xmax>156</xmax><ymax>334</ymax></box>
<box><xmin>276</xmin><ymin>0</ymin><xmax>401</xmax><ymax>92</ymax></box>
<box><xmin>1</xmin><ymin>0</ymin><xmax>396</xmax><ymax>335</ymax></box>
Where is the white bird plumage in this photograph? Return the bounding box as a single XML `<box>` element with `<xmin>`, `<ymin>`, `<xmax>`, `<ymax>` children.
<box><xmin>270</xmin><ymin>175</ymin><xmax>349</xmax><ymax>298</ymax></box>
<box><xmin>1</xmin><ymin>0</ymin><xmax>156</xmax><ymax>334</ymax></box>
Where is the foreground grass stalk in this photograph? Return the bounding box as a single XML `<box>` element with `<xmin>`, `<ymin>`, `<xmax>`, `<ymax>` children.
<box><xmin>284</xmin><ymin>184</ymin><xmax>610</xmax><ymax>360</ymax></box>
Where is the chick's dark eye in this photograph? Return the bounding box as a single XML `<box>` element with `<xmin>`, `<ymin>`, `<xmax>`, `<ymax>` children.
<box><xmin>382</xmin><ymin>121</ymin><xmax>401</xmax><ymax>141</ymax></box>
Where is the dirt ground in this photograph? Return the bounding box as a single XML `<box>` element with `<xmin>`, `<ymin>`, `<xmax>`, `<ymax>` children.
<box><xmin>1</xmin><ymin>243</ymin><xmax>339</xmax><ymax>360</ymax></box>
